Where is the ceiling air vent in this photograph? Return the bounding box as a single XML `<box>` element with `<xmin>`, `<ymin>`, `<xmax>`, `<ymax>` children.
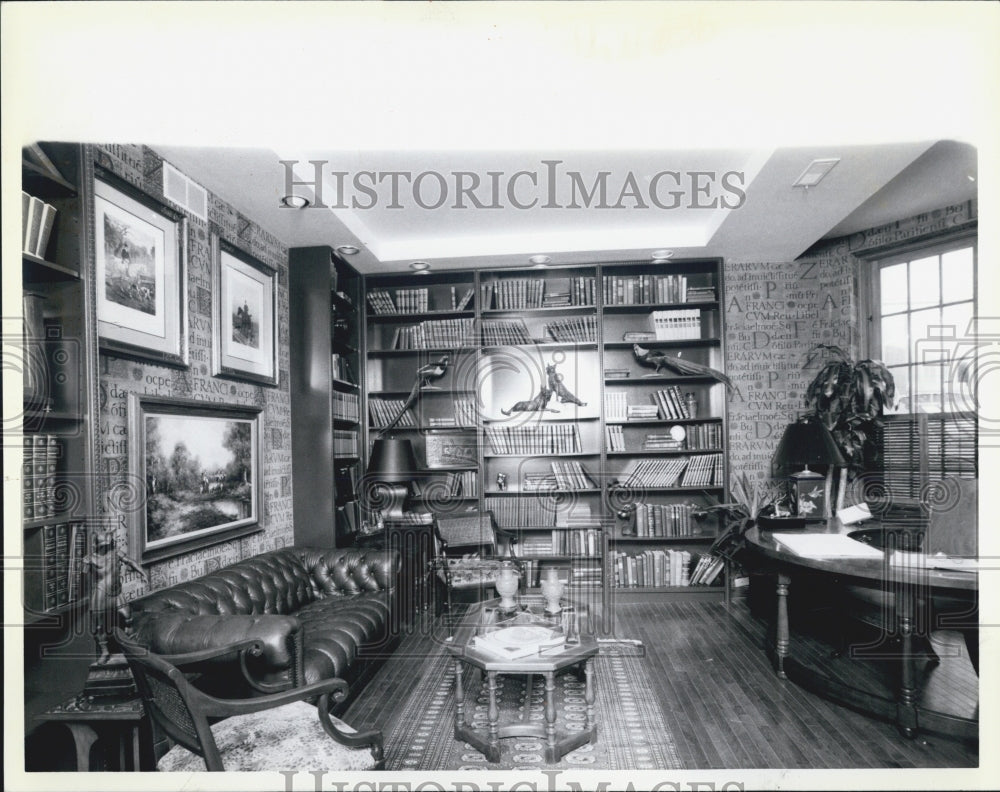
<box><xmin>163</xmin><ymin>161</ymin><xmax>208</xmax><ymax>221</ymax></box>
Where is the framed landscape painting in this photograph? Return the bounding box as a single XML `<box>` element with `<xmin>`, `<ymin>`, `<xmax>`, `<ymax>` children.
<box><xmin>94</xmin><ymin>167</ymin><xmax>188</xmax><ymax>366</ymax></box>
<box><xmin>128</xmin><ymin>394</ymin><xmax>262</xmax><ymax>563</ymax></box>
<box><xmin>212</xmin><ymin>236</ymin><xmax>278</xmax><ymax>386</ymax></box>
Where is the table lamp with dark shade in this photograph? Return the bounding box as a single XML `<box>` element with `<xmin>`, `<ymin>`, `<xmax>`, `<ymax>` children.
<box><xmin>365</xmin><ymin>437</ymin><xmax>420</xmax><ymax>521</ymax></box>
<box><xmin>772</xmin><ymin>420</ymin><xmax>846</xmax><ymax>519</ymax></box>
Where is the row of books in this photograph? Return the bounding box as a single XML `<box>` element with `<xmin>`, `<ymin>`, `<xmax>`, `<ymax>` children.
<box><xmin>689</xmin><ymin>553</ymin><xmax>726</xmax><ymax>585</ymax></box>
<box><xmin>332</xmin><ymin>391</ymin><xmax>360</xmax><ymax>423</ymax></box>
<box><xmin>605</xmin><ymin>424</ymin><xmax>627</xmax><ymax>451</ymax></box>
<box><xmin>22</xmin><ymin>192</ymin><xmax>58</xmax><ymax>259</ymax></box>
<box><xmin>486</xmin><ymin>496</ymin><xmax>560</xmax><ymax>528</ymax></box>
<box><xmin>481</xmin><ymin>319</ymin><xmax>532</xmax><ymax>346</ymax></box>
<box><xmin>23</xmin><ymin>434</ymin><xmax>59</xmax><ymax>520</ymax></box>
<box><xmin>602</xmin><ymin>274</ymin><xmax>700</xmax><ymax>306</ymax></box>
<box><xmin>446</xmin><ymin>470</ymin><xmax>478</xmax><ymax>498</ymax></box>
<box><xmin>426</xmin><ymin>398</ymin><xmax>478</xmax><ymax>428</ymax></box>
<box><xmin>652</xmin><ymin>386</ymin><xmax>697</xmax><ymax>420</ymax></box>
<box><xmin>368</xmin><ymin>399</ymin><xmax>416</xmax><ymax>428</ymax></box>
<box><xmin>333</xmin><ymin>429</ymin><xmax>359</xmax><ymax>457</ymax></box>
<box><xmin>684</xmin><ymin>422</ymin><xmax>723</xmax><ymax>450</ymax></box>
<box><xmin>610</xmin><ymin>549</ymin><xmax>693</xmax><ymax>588</ymax></box>
<box><xmin>485</xmin><ymin>424</ymin><xmax>582</xmax><ymax>455</ymax></box>
<box><xmin>512</xmin><ymin>528</ymin><xmax>604</xmax><ymax>558</ymax></box>
<box><xmin>548</xmin><ymin>460</ymin><xmax>597</xmax><ymax>490</ymax></box>
<box><xmin>367</xmin><ymin>287</ymin><xmax>429</xmax><ymax>314</ymax></box>
<box><xmin>388</xmin><ymin>318</ymin><xmax>476</xmax><ymax>350</ymax></box>
<box><xmin>615</xmin><ymin>454</ymin><xmax>724</xmax><ymax>488</ymax></box>
<box><xmin>482</xmin><ymin>276</ymin><xmax>596</xmax><ymax>310</ymax></box>
<box><xmin>544</xmin><ymin>315</ymin><xmax>597</xmax><ymax>343</ymax></box>
<box><xmin>649</xmin><ymin>309</ymin><xmax>702</xmax><ymax>341</ymax></box>
<box><xmin>628</xmin><ymin>502</ymin><xmax>700</xmax><ymax>537</ymax></box>
<box><xmin>331</xmin><ymin>353</ymin><xmax>356</xmax><ymax>386</ymax></box>
<box><xmin>643</xmin><ymin>433</ymin><xmax>685</xmax><ymax>450</ymax></box>
<box><xmin>24</xmin><ymin>522</ymin><xmax>87</xmax><ymax>613</ymax></box>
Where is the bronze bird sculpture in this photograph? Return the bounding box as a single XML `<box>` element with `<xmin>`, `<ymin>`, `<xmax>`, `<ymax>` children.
<box><xmin>633</xmin><ymin>344</ymin><xmax>735</xmax><ymax>391</ymax></box>
<box><xmin>378</xmin><ymin>355</ymin><xmax>450</xmax><ymax>437</ymax></box>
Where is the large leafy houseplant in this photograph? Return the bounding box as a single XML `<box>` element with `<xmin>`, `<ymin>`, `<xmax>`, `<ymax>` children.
<box><xmin>695</xmin><ymin>472</ymin><xmax>786</xmax><ymax>561</ymax></box>
<box><xmin>802</xmin><ymin>344</ymin><xmax>895</xmax><ymax>512</ymax></box>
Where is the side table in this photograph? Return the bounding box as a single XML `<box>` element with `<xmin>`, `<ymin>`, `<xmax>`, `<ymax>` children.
<box><xmin>37</xmin><ymin>694</ymin><xmax>148</xmax><ymax>771</ymax></box>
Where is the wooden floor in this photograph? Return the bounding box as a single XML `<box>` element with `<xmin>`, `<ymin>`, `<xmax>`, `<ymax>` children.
<box><xmin>346</xmin><ymin>595</ymin><xmax>979</xmax><ymax>769</ymax></box>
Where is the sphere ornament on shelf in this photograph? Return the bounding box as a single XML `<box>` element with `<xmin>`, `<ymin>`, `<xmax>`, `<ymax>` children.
<box><xmin>540</xmin><ymin>567</ymin><xmax>565</xmax><ymax>615</ymax></box>
<box><xmin>495</xmin><ymin>560</ymin><xmax>521</xmax><ymax>613</ymax></box>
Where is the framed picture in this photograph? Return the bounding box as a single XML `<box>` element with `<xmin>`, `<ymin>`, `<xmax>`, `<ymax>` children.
<box><xmin>128</xmin><ymin>394</ymin><xmax>263</xmax><ymax>563</ymax></box>
<box><xmin>425</xmin><ymin>430</ymin><xmax>479</xmax><ymax>469</ymax></box>
<box><xmin>212</xmin><ymin>235</ymin><xmax>278</xmax><ymax>386</ymax></box>
<box><xmin>94</xmin><ymin>167</ymin><xmax>188</xmax><ymax>367</ymax></box>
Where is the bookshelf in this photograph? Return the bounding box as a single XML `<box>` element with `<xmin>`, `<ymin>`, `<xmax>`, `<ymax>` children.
<box><xmin>290</xmin><ymin>247</ymin><xmax>363</xmax><ymax>546</ymax></box>
<box><xmin>360</xmin><ymin>259</ymin><xmax>730</xmax><ymax>608</ymax></box>
<box><xmin>20</xmin><ymin>143</ymin><xmax>99</xmax><ymax>622</ymax></box>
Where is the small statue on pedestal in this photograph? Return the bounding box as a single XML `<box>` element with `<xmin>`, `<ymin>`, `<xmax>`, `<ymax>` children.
<box><xmin>83</xmin><ymin>526</ymin><xmax>148</xmax><ymax>664</ymax></box>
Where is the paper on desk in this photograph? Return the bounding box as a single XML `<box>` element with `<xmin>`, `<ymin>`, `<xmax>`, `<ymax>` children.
<box><xmin>771</xmin><ymin>532</ymin><xmax>884</xmax><ymax>558</ymax></box>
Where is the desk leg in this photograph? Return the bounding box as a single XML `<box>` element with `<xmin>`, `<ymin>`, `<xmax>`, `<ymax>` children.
<box><xmin>896</xmin><ymin>586</ymin><xmax>918</xmax><ymax>738</ymax></box>
<box><xmin>584</xmin><ymin>658</ymin><xmax>595</xmax><ymax>731</ymax></box>
<box><xmin>775</xmin><ymin>572</ymin><xmax>791</xmax><ymax>679</ymax></box>
<box><xmin>453</xmin><ymin>657</ymin><xmax>466</xmax><ymax>733</ymax></box>
<box><xmin>486</xmin><ymin>671</ymin><xmax>501</xmax><ymax>763</ymax></box>
<box><xmin>544</xmin><ymin>671</ymin><xmax>558</xmax><ymax>763</ymax></box>
<box><xmin>64</xmin><ymin>723</ymin><xmax>99</xmax><ymax>772</ymax></box>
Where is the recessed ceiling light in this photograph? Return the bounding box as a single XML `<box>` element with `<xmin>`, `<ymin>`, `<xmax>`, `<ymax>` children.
<box><xmin>410</xmin><ymin>261</ymin><xmax>430</xmax><ymax>272</ymax></box>
<box><xmin>280</xmin><ymin>195</ymin><xmax>310</xmax><ymax>209</ymax></box>
<box><xmin>529</xmin><ymin>255</ymin><xmax>551</xmax><ymax>266</ymax></box>
<box><xmin>651</xmin><ymin>249</ymin><xmax>674</xmax><ymax>260</ymax></box>
<box><xmin>792</xmin><ymin>158</ymin><xmax>840</xmax><ymax>189</ymax></box>
<box><xmin>335</xmin><ymin>245</ymin><xmax>360</xmax><ymax>256</ymax></box>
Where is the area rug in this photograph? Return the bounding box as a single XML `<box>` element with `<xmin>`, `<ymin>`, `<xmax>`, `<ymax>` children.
<box><xmin>383</xmin><ymin>644</ymin><xmax>681</xmax><ymax>771</ymax></box>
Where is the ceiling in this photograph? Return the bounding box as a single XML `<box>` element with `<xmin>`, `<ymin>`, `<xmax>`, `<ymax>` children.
<box><xmin>155</xmin><ymin>139</ymin><xmax>977</xmax><ymax>274</ymax></box>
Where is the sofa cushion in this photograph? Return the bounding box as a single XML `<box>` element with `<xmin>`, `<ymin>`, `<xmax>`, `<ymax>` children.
<box><xmin>296</xmin><ymin>593</ymin><xmax>393</xmax><ymax>683</ymax></box>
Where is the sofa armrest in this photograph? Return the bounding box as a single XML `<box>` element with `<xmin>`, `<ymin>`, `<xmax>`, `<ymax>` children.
<box><xmin>305</xmin><ymin>548</ymin><xmax>402</xmax><ymax>596</ymax></box>
<box><xmin>132</xmin><ymin>612</ymin><xmax>305</xmax><ymax>688</ymax></box>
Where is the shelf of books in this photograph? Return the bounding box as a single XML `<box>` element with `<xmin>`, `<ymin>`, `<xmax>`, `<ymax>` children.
<box><xmin>360</xmin><ymin>258</ymin><xmax>728</xmax><ymax>607</ymax></box>
<box><xmin>21</xmin><ymin>143</ymin><xmax>99</xmax><ymax>623</ymax></box>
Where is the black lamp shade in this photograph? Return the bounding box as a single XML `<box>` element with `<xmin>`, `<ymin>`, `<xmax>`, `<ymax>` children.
<box><xmin>772</xmin><ymin>421</ymin><xmax>846</xmax><ymax>468</ymax></box>
<box><xmin>366</xmin><ymin>437</ymin><xmax>420</xmax><ymax>482</ymax></box>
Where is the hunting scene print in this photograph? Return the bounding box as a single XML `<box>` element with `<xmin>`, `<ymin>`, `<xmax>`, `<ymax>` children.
<box><xmin>144</xmin><ymin>413</ymin><xmax>254</xmax><ymax>544</ymax></box>
<box><xmin>102</xmin><ymin>212</ymin><xmax>158</xmax><ymax>316</ymax></box>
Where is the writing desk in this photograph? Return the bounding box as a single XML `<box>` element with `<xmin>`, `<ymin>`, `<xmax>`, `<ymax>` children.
<box><xmin>744</xmin><ymin>520</ymin><xmax>977</xmax><ymax>739</ymax></box>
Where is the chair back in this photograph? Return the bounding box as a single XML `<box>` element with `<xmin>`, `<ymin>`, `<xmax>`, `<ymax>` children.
<box><xmin>116</xmin><ymin>631</ymin><xmax>224</xmax><ymax>770</ymax></box>
<box><xmin>434</xmin><ymin>511</ymin><xmax>501</xmax><ymax>554</ymax></box>
<box><xmin>925</xmin><ymin>477</ymin><xmax>977</xmax><ymax>557</ymax></box>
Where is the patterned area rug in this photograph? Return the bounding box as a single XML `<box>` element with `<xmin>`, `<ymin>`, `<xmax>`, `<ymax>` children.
<box><xmin>384</xmin><ymin>642</ymin><xmax>681</xmax><ymax>771</ymax></box>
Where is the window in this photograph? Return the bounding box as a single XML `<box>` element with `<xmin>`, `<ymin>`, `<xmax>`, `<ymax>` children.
<box><xmin>867</xmin><ymin>236</ymin><xmax>978</xmax><ymax>505</ymax></box>
<box><xmin>869</xmin><ymin>238</ymin><xmax>977</xmax><ymax>415</ymax></box>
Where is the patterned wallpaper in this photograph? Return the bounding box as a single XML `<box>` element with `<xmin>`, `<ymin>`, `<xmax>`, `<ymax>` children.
<box><xmin>724</xmin><ymin>200</ymin><xmax>977</xmax><ymax>482</ymax></box>
<box><xmin>92</xmin><ymin>145</ymin><xmax>293</xmax><ymax>601</ymax></box>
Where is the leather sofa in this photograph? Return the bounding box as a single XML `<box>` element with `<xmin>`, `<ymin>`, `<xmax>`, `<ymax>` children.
<box><xmin>129</xmin><ymin>546</ymin><xmax>401</xmax><ymax>700</ymax></box>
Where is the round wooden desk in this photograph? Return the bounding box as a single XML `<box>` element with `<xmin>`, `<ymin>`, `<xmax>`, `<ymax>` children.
<box><xmin>744</xmin><ymin>521</ymin><xmax>977</xmax><ymax>740</ymax></box>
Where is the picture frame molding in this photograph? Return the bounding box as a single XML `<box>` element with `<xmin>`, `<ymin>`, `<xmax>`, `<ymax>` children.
<box><xmin>127</xmin><ymin>393</ymin><xmax>263</xmax><ymax>564</ymax></box>
<box><xmin>211</xmin><ymin>234</ymin><xmax>279</xmax><ymax>387</ymax></box>
<box><xmin>93</xmin><ymin>165</ymin><xmax>189</xmax><ymax>368</ymax></box>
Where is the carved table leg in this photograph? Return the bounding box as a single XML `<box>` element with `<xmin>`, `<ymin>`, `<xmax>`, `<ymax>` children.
<box><xmin>64</xmin><ymin>723</ymin><xmax>99</xmax><ymax>771</ymax></box>
<box><xmin>544</xmin><ymin>671</ymin><xmax>558</xmax><ymax>762</ymax></box>
<box><xmin>584</xmin><ymin>658</ymin><xmax>595</xmax><ymax>731</ymax></box>
<box><xmin>486</xmin><ymin>671</ymin><xmax>500</xmax><ymax>762</ymax></box>
<box><xmin>897</xmin><ymin>585</ymin><xmax>918</xmax><ymax>738</ymax></box>
<box><xmin>453</xmin><ymin>657</ymin><xmax>466</xmax><ymax>734</ymax></box>
<box><xmin>776</xmin><ymin>572</ymin><xmax>791</xmax><ymax>679</ymax></box>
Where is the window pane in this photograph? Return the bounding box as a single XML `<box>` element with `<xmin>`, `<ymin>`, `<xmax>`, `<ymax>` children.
<box><xmin>915</xmin><ymin>359</ymin><xmax>943</xmax><ymax>413</ymax></box>
<box><xmin>909</xmin><ymin>255</ymin><xmax>940</xmax><ymax>310</ymax></box>
<box><xmin>941</xmin><ymin>302</ymin><xmax>975</xmax><ymax>411</ymax></box>
<box><xmin>941</xmin><ymin>246</ymin><xmax>974</xmax><ymax>304</ymax></box>
<box><xmin>910</xmin><ymin>307</ymin><xmax>943</xmax><ymax>365</ymax></box>
<box><xmin>888</xmin><ymin>365</ymin><xmax>911</xmax><ymax>414</ymax></box>
<box><xmin>880</xmin><ymin>313</ymin><xmax>909</xmax><ymax>366</ymax></box>
<box><xmin>880</xmin><ymin>262</ymin><xmax>908</xmax><ymax>314</ymax></box>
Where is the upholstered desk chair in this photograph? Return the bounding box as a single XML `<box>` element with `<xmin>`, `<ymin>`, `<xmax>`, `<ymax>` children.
<box><xmin>117</xmin><ymin>631</ymin><xmax>383</xmax><ymax>772</ymax></box>
<box><xmin>430</xmin><ymin>511</ymin><xmax>520</xmax><ymax>629</ymax></box>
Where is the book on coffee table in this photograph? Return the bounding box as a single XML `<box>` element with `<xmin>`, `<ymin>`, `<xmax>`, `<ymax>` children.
<box><xmin>472</xmin><ymin>624</ymin><xmax>565</xmax><ymax>659</ymax></box>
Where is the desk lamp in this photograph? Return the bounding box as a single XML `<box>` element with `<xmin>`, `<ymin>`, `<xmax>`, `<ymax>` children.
<box><xmin>772</xmin><ymin>420</ymin><xmax>846</xmax><ymax>519</ymax></box>
<box><xmin>365</xmin><ymin>437</ymin><xmax>420</xmax><ymax>522</ymax></box>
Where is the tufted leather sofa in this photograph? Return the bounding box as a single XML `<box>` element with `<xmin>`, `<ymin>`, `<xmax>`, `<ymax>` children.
<box><xmin>129</xmin><ymin>546</ymin><xmax>401</xmax><ymax>699</ymax></box>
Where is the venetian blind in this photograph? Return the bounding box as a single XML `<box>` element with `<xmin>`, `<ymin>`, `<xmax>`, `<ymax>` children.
<box><xmin>879</xmin><ymin>412</ymin><xmax>977</xmax><ymax>504</ymax></box>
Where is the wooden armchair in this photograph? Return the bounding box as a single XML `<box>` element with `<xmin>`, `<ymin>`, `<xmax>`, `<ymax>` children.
<box><xmin>116</xmin><ymin>630</ymin><xmax>383</xmax><ymax>772</ymax></box>
<box><xmin>430</xmin><ymin>511</ymin><xmax>520</xmax><ymax>626</ymax></box>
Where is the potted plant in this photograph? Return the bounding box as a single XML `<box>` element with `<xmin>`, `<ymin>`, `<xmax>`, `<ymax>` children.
<box><xmin>801</xmin><ymin>344</ymin><xmax>895</xmax><ymax>513</ymax></box>
<box><xmin>695</xmin><ymin>472</ymin><xmax>787</xmax><ymax>559</ymax></box>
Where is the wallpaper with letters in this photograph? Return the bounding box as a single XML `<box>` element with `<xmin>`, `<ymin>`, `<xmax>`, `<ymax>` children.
<box><xmin>725</xmin><ymin>200</ymin><xmax>977</xmax><ymax>482</ymax></box>
<box><xmin>93</xmin><ymin>145</ymin><xmax>293</xmax><ymax>602</ymax></box>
